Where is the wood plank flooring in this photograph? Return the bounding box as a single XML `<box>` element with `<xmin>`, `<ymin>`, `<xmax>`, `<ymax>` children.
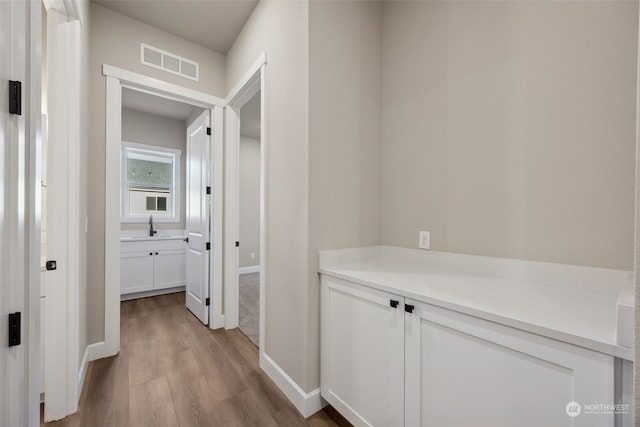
<box><xmin>42</xmin><ymin>292</ymin><xmax>349</xmax><ymax>427</ymax></box>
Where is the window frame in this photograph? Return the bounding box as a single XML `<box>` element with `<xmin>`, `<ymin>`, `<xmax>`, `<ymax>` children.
<box><xmin>121</xmin><ymin>141</ymin><xmax>181</xmax><ymax>223</ymax></box>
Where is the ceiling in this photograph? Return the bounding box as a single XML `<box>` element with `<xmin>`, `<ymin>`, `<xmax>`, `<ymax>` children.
<box><xmin>240</xmin><ymin>91</ymin><xmax>260</xmax><ymax>139</ymax></box>
<box><xmin>93</xmin><ymin>0</ymin><xmax>260</xmax><ymax>54</ymax></box>
<box><xmin>122</xmin><ymin>88</ymin><xmax>201</xmax><ymax>121</ymax></box>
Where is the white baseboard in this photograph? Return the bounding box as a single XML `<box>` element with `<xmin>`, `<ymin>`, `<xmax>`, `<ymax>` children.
<box><xmin>77</xmin><ymin>346</ymin><xmax>90</xmax><ymax>403</ymax></box>
<box><xmin>87</xmin><ymin>341</ymin><xmax>111</xmax><ymax>361</ymax></box>
<box><xmin>238</xmin><ymin>265</ymin><xmax>260</xmax><ymax>275</ymax></box>
<box><xmin>260</xmin><ymin>352</ymin><xmax>326</xmax><ymax>417</ymax></box>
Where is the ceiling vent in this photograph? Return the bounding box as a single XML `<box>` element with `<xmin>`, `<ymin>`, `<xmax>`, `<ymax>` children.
<box><xmin>140</xmin><ymin>43</ymin><xmax>199</xmax><ymax>82</ymax></box>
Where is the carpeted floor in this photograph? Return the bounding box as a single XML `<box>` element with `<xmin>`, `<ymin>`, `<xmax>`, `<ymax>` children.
<box><xmin>239</xmin><ymin>272</ymin><xmax>260</xmax><ymax>347</ymax></box>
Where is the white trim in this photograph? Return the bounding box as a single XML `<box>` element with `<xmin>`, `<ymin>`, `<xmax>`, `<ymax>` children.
<box><xmin>103</xmin><ymin>64</ymin><xmax>223</xmax><ymax>107</ymax></box>
<box><xmin>120</xmin><ymin>286</ymin><xmax>185</xmax><ymax>301</ymax></box>
<box><xmin>258</xmin><ymin>65</ymin><xmax>267</xmax><ymax>378</ymax></box>
<box><xmin>224</xmin><ymin>52</ymin><xmax>266</xmax><ymax>334</ymax></box>
<box><xmin>225</xmin><ymin>52</ymin><xmax>266</xmax><ymax>105</ymax></box>
<box><xmin>210</xmin><ymin>107</ymin><xmax>224</xmax><ymax>329</ymax></box>
<box><xmin>104</xmin><ymin>64</ymin><xmax>223</xmax><ymax>359</ymax></box>
<box><xmin>260</xmin><ymin>353</ymin><xmax>326</xmax><ymax>417</ymax></box>
<box><xmin>238</xmin><ymin>266</ymin><xmax>261</xmax><ymax>275</ymax></box>
<box><xmin>104</xmin><ymin>75</ymin><xmax>121</xmax><ymax>359</ymax></box>
<box><xmin>87</xmin><ymin>341</ymin><xmax>109</xmax><ymax>361</ymax></box>
<box><xmin>223</xmin><ymin>105</ymin><xmax>240</xmax><ymax>329</ymax></box>
<box><xmin>77</xmin><ymin>346</ymin><xmax>89</xmax><ymax>403</ymax></box>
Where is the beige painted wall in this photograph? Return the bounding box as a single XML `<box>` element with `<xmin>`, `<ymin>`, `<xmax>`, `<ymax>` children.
<box><xmin>308</xmin><ymin>0</ymin><xmax>382</xmax><ymax>391</ymax></box>
<box><xmin>226</xmin><ymin>0</ymin><xmax>311</xmax><ymax>390</ymax></box>
<box><xmin>239</xmin><ymin>135</ymin><xmax>260</xmax><ymax>268</ymax></box>
<box><xmin>381</xmin><ymin>0</ymin><xmax>638</xmax><ymax>271</ymax></box>
<box><xmin>121</xmin><ymin>108</ymin><xmax>187</xmax><ymax>231</ymax></box>
<box><xmin>88</xmin><ymin>3</ymin><xmax>226</xmax><ymax>343</ymax></box>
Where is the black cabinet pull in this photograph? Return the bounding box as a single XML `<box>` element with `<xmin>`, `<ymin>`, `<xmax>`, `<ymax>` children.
<box><xmin>404</xmin><ymin>304</ymin><xmax>414</xmax><ymax>313</ymax></box>
<box><xmin>149</xmin><ymin>252</ymin><xmax>152</xmax><ymax>256</ymax></box>
<box><xmin>155</xmin><ymin>252</ymin><xmax>159</xmax><ymax>255</ymax></box>
<box><xmin>390</xmin><ymin>300</ymin><xmax>399</xmax><ymax>308</ymax></box>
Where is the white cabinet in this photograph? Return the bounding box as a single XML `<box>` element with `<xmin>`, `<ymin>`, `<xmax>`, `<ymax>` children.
<box><xmin>321</xmin><ymin>276</ymin><xmax>405</xmax><ymax>427</ymax></box>
<box><xmin>120</xmin><ymin>239</ymin><xmax>186</xmax><ymax>295</ymax></box>
<box><xmin>405</xmin><ymin>299</ymin><xmax>614</xmax><ymax>427</ymax></box>
<box><xmin>320</xmin><ymin>275</ymin><xmax>616</xmax><ymax>427</ymax></box>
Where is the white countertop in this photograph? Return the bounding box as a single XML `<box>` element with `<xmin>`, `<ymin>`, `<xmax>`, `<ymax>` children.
<box><xmin>120</xmin><ymin>229</ymin><xmax>186</xmax><ymax>242</ymax></box>
<box><xmin>319</xmin><ymin>246</ymin><xmax>633</xmax><ymax>361</ymax></box>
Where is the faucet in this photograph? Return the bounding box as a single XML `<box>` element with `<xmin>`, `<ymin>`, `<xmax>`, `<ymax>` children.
<box><xmin>149</xmin><ymin>215</ymin><xmax>157</xmax><ymax>237</ymax></box>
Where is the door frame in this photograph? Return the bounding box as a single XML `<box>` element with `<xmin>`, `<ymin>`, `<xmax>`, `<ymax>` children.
<box><xmin>41</xmin><ymin>0</ymin><xmax>85</xmax><ymax>421</ymax></box>
<box><xmin>223</xmin><ymin>52</ymin><xmax>267</xmax><ymax>357</ymax></box>
<box><xmin>102</xmin><ymin>65</ymin><xmax>225</xmax><ymax>358</ymax></box>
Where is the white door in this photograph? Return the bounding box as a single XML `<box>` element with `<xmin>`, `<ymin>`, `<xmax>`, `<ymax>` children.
<box><xmin>185</xmin><ymin>110</ymin><xmax>211</xmax><ymax>324</ymax></box>
<box><xmin>404</xmin><ymin>299</ymin><xmax>615</xmax><ymax>427</ymax></box>
<box><xmin>320</xmin><ymin>276</ymin><xmax>405</xmax><ymax>427</ymax></box>
<box><xmin>0</xmin><ymin>1</ymin><xmax>27</xmax><ymax>425</ymax></box>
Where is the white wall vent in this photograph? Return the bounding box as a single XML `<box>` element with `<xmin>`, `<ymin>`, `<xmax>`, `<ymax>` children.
<box><xmin>140</xmin><ymin>43</ymin><xmax>199</xmax><ymax>82</ymax></box>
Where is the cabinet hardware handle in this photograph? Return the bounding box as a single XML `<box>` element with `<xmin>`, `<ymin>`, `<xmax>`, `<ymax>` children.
<box><xmin>155</xmin><ymin>252</ymin><xmax>159</xmax><ymax>255</ymax></box>
<box><xmin>390</xmin><ymin>300</ymin><xmax>399</xmax><ymax>308</ymax></box>
<box><xmin>404</xmin><ymin>304</ymin><xmax>414</xmax><ymax>314</ymax></box>
<box><xmin>149</xmin><ymin>252</ymin><xmax>152</xmax><ymax>256</ymax></box>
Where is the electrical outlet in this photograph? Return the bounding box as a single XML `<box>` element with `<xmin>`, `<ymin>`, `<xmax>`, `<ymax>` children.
<box><xmin>250</xmin><ymin>252</ymin><xmax>256</xmax><ymax>260</ymax></box>
<box><xmin>419</xmin><ymin>231</ymin><xmax>430</xmax><ymax>250</ymax></box>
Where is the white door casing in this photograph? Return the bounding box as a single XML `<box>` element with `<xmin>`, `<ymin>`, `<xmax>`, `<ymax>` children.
<box><xmin>103</xmin><ymin>65</ymin><xmax>224</xmax><ymax>356</ymax></box>
<box><xmin>43</xmin><ymin>7</ymin><xmax>82</xmax><ymax>421</ymax></box>
<box><xmin>185</xmin><ymin>110</ymin><xmax>211</xmax><ymax>325</ymax></box>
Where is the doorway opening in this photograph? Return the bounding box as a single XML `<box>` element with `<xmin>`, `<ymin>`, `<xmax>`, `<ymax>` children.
<box><xmin>237</xmin><ymin>92</ymin><xmax>262</xmax><ymax>347</ymax></box>
<box><xmin>103</xmin><ymin>65</ymin><xmax>225</xmax><ymax>358</ymax></box>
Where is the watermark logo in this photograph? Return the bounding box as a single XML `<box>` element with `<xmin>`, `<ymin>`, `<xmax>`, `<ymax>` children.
<box><xmin>565</xmin><ymin>401</ymin><xmax>629</xmax><ymax>417</ymax></box>
<box><xmin>566</xmin><ymin>402</ymin><xmax>581</xmax><ymax>417</ymax></box>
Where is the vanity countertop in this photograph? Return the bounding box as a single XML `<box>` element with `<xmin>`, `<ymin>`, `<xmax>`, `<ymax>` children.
<box><xmin>319</xmin><ymin>246</ymin><xmax>634</xmax><ymax>361</ymax></box>
<box><xmin>120</xmin><ymin>229</ymin><xmax>186</xmax><ymax>242</ymax></box>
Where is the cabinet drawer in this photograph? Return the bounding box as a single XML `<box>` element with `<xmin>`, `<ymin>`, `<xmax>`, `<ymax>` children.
<box><xmin>120</xmin><ymin>239</ymin><xmax>186</xmax><ymax>253</ymax></box>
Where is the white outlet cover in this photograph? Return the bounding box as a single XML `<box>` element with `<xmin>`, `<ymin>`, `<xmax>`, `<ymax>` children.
<box><xmin>419</xmin><ymin>231</ymin><xmax>430</xmax><ymax>250</ymax></box>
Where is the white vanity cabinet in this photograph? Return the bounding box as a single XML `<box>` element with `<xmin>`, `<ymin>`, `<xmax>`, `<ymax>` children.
<box><xmin>321</xmin><ymin>275</ymin><xmax>618</xmax><ymax>427</ymax></box>
<box><xmin>120</xmin><ymin>238</ymin><xmax>186</xmax><ymax>295</ymax></box>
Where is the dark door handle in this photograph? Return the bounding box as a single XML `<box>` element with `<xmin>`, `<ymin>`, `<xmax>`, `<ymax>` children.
<box><xmin>404</xmin><ymin>304</ymin><xmax>414</xmax><ymax>314</ymax></box>
<box><xmin>390</xmin><ymin>300</ymin><xmax>399</xmax><ymax>308</ymax></box>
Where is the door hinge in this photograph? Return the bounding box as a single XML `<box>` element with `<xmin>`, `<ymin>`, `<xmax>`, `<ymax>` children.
<box><xmin>8</xmin><ymin>312</ymin><xmax>21</xmax><ymax>347</ymax></box>
<box><xmin>206</xmin><ymin>186</ymin><xmax>211</xmax><ymax>195</ymax></box>
<box><xmin>206</xmin><ymin>127</ymin><xmax>211</xmax><ymax>136</ymax></box>
<box><xmin>235</xmin><ymin>241</ymin><xmax>239</xmax><ymax>247</ymax></box>
<box><xmin>404</xmin><ymin>304</ymin><xmax>415</xmax><ymax>314</ymax></box>
<box><xmin>9</xmin><ymin>80</ymin><xmax>21</xmax><ymax>115</ymax></box>
<box><xmin>206</xmin><ymin>242</ymin><xmax>211</xmax><ymax>250</ymax></box>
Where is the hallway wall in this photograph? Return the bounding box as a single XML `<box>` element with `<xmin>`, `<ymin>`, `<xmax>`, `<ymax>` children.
<box><xmin>380</xmin><ymin>0</ymin><xmax>638</xmax><ymax>271</ymax></box>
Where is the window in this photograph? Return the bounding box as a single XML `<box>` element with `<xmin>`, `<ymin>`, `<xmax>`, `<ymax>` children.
<box><xmin>121</xmin><ymin>142</ymin><xmax>181</xmax><ymax>223</ymax></box>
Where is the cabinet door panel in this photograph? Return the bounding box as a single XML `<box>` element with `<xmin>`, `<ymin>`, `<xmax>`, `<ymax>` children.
<box><xmin>154</xmin><ymin>249</ymin><xmax>186</xmax><ymax>290</ymax></box>
<box><xmin>120</xmin><ymin>251</ymin><xmax>154</xmax><ymax>294</ymax></box>
<box><xmin>321</xmin><ymin>276</ymin><xmax>404</xmax><ymax>427</ymax></box>
<box><xmin>405</xmin><ymin>300</ymin><xmax>614</xmax><ymax>427</ymax></box>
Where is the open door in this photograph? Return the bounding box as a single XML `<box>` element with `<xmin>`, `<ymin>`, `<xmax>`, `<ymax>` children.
<box><xmin>185</xmin><ymin>110</ymin><xmax>211</xmax><ymax>324</ymax></box>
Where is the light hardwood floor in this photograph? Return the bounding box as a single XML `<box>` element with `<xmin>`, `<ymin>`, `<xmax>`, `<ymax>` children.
<box><xmin>43</xmin><ymin>292</ymin><xmax>349</xmax><ymax>427</ymax></box>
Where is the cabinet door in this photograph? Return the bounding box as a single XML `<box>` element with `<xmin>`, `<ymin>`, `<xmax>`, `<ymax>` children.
<box><xmin>404</xmin><ymin>299</ymin><xmax>615</xmax><ymax>427</ymax></box>
<box><xmin>321</xmin><ymin>276</ymin><xmax>404</xmax><ymax>427</ymax></box>
<box><xmin>154</xmin><ymin>249</ymin><xmax>186</xmax><ymax>290</ymax></box>
<box><xmin>120</xmin><ymin>251</ymin><xmax>154</xmax><ymax>294</ymax></box>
